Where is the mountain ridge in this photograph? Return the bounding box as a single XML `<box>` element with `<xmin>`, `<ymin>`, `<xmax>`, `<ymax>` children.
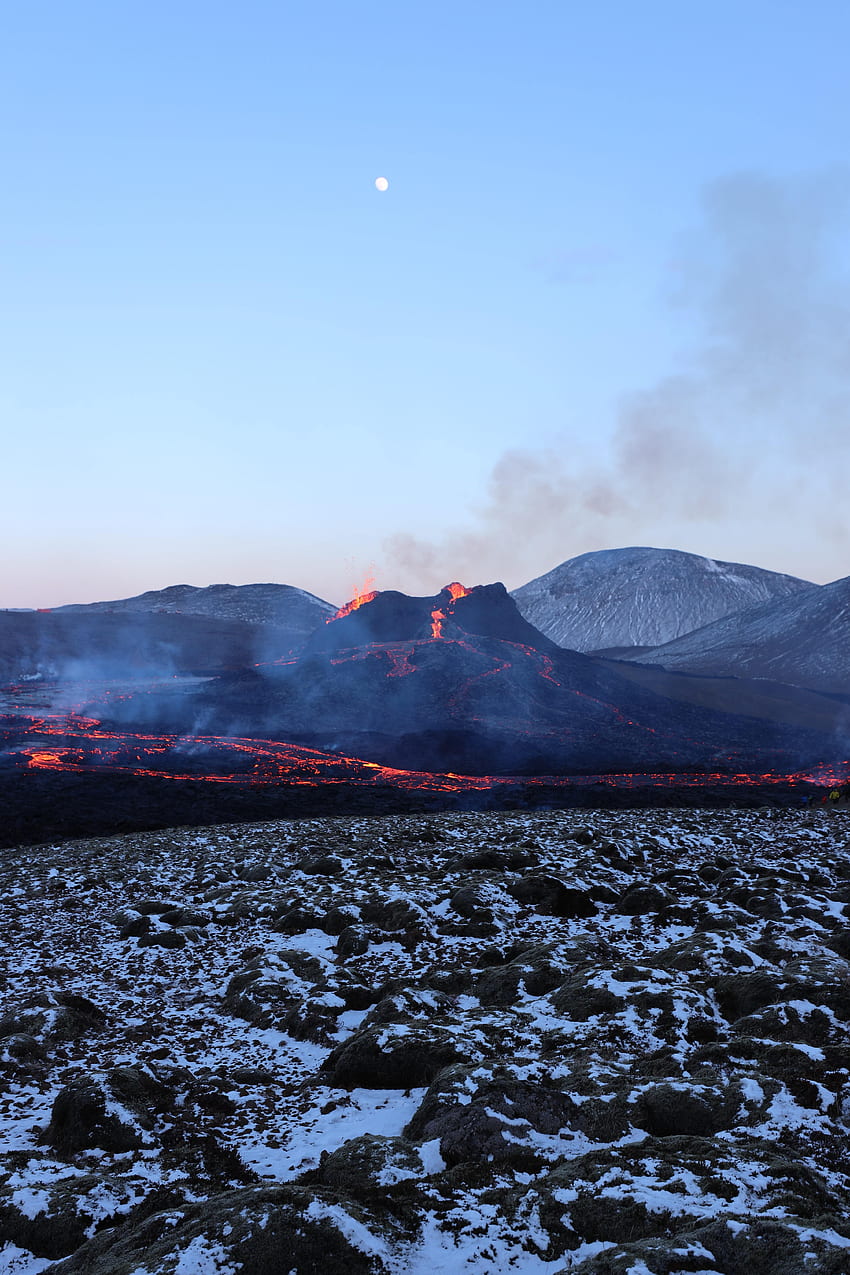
<box><xmin>53</xmin><ymin>581</ymin><xmax>335</xmax><ymax>633</ymax></box>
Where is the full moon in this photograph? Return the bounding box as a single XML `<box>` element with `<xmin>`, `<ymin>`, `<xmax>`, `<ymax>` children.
<box><xmin>375</xmin><ymin>176</ymin><xmax>389</xmax><ymax>192</ymax></box>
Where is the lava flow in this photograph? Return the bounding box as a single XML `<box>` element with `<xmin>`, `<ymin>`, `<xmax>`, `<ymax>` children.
<box><xmin>3</xmin><ymin>709</ymin><xmax>848</xmax><ymax>798</ymax></box>
<box><xmin>331</xmin><ymin>573</ymin><xmax>380</xmax><ymax>621</ymax></box>
<box><xmin>431</xmin><ymin>582</ymin><xmax>472</xmax><ymax>638</ymax></box>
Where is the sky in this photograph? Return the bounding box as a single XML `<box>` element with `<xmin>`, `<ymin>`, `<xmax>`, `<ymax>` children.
<box><xmin>2</xmin><ymin>0</ymin><xmax>850</xmax><ymax>608</ymax></box>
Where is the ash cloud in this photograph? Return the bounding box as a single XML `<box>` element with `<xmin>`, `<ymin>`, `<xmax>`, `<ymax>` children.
<box><xmin>386</xmin><ymin>171</ymin><xmax>850</xmax><ymax>588</ymax></box>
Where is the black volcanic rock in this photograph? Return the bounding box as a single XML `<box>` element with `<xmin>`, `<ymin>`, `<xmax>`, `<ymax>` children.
<box><xmin>42</xmin><ymin>1074</ymin><xmax>146</xmax><ymax>1155</ymax></box>
<box><xmin>447</xmin><ymin>584</ymin><xmax>560</xmax><ymax>650</ymax></box>
<box><xmin>5</xmin><ymin>807</ymin><xmax>850</xmax><ymax>1272</ymax></box>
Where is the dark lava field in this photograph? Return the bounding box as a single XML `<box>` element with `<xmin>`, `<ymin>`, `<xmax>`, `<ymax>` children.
<box><xmin>2</xmin><ymin>806</ymin><xmax>850</xmax><ymax>1273</ymax></box>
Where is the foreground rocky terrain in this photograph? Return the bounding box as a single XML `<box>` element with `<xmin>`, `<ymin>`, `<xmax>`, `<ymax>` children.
<box><xmin>2</xmin><ymin>807</ymin><xmax>850</xmax><ymax>1274</ymax></box>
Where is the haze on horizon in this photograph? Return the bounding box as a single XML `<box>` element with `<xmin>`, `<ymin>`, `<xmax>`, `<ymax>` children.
<box><xmin>2</xmin><ymin>1</ymin><xmax>849</xmax><ymax>610</ymax></box>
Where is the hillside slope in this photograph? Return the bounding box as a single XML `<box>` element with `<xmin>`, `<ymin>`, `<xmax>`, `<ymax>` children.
<box><xmin>622</xmin><ymin>572</ymin><xmax>850</xmax><ymax>693</ymax></box>
<box><xmin>0</xmin><ymin>610</ymin><xmax>295</xmax><ymax>682</ymax></box>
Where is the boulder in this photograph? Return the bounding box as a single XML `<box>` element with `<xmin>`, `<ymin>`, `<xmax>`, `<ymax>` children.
<box><xmin>475</xmin><ymin>940</ymin><xmax>608</xmax><ymax>1007</ymax></box>
<box><xmin>137</xmin><ymin>930</ymin><xmax>187</xmax><ymax>950</ymax></box>
<box><xmin>38</xmin><ymin>1184</ymin><xmax>403</xmax><ymax>1274</ymax></box>
<box><xmin>321</xmin><ymin>1025</ymin><xmax>472</xmax><ymax>1089</ymax></box>
<box><xmin>449</xmin><ymin>884</ymin><xmax>496</xmax><ymax>921</ymax></box>
<box><xmin>41</xmin><ymin>1074</ymin><xmax>148</xmax><ymax>1155</ymax></box>
<box><xmin>507</xmin><ymin>874</ymin><xmax>597</xmax><ymax>918</ymax></box>
<box><xmin>567</xmin><ymin>1217</ymin><xmax>850</xmax><ymax>1274</ymax></box>
<box><xmin>360</xmin><ymin>897</ymin><xmax>424</xmax><ymax>934</ymax></box>
<box><xmin>615</xmin><ymin>882</ymin><xmax>673</xmax><ymax>915</ymax></box>
<box><xmin>298</xmin><ymin>853</ymin><xmax>344</xmax><ymax>876</ymax></box>
<box><xmin>316</xmin><ymin>1134</ymin><xmax>425</xmax><ymax>1194</ymax></box>
<box><xmin>336</xmin><ymin>925</ymin><xmax>371</xmax><ymax>957</ymax></box>
<box><xmin>406</xmin><ymin>1070</ymin><xmax>582</xmax><ymax>1168</ymax></box>
<box><xmin>631</xmin><ymin>1081</ymin><xmax>727</xmax><ymax>1137</ymax></box>
<box><xmin>550</xmin><ymin>970</ymin><xmax>622</xmax><ymax>1020</ymax></box>
<box><xmin>323</xmin><ymin>905</ymin><xmax>361</xmax><ymax>935</ymax></box>
<box><xmin>0</xmin><ymin>1164</ymin><xmax>177</xmax><ymax>1262</ymax></box>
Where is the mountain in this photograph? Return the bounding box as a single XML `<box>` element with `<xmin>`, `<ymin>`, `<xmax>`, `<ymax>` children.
<box><xmin>54</xmin><ymin>582</ymin><xmax>335</xmax><ymax>636</ymax></box>
<box><xmin>620</xmin><ymin>573</ymin><xmax>850</xmax><ymax>694</ymax></box>
<box><xmin>511</xmin><ymin>547</ymin><xmax>814</xmax><ymax>652</ymax></box>
<box><xmin>105</xmin><ymin>582</ymin><xmax>847</xmax><ymax>777</ymax></box>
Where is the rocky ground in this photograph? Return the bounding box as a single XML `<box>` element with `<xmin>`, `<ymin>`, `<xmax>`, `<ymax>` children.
<box><xmin>2</xmin><ymin>806</ymin><xmax>850</xmax><ymax>1274</ymax></box>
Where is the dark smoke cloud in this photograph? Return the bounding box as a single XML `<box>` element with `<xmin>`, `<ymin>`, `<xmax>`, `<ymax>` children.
<box><xmin>385</xmin><ymin>171</ymin><xmax>850</xmax><ymax>588</ymax></box>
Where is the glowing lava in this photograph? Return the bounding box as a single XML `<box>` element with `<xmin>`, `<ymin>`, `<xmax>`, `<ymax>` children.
<box><xmin>331</xmin><ymin>573</ymin><xmax>380</xmax><ymax>621</ymax></box>
<box><xmin>11</xmin><ymin>715</ymin><xmax>849</xmax><ymax>796</ymax></box>
<box><xmin>5</xmin><ymin>703</ymin><xmax>847</xmax><ymax>798</ymax></box>
<box><xmin>430</xmin><ymin>584</ymin><xmax>472</xmax><ymax>637</ymax></box>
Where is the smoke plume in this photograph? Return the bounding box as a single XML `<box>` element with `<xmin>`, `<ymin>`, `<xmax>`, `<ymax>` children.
<box><xmin>386</xmin><ymin>171</ymin><xmax>850</xmax><ymax>588</ymax></box>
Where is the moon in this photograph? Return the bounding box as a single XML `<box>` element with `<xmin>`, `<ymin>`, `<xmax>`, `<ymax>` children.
<box><xmin>375</xmin><ymin>176</ymin><xmax>389</xmax><ymax>192</ymax></box>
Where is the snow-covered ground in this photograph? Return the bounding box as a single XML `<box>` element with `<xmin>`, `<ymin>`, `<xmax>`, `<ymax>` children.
<box><xmin>1</xmin><ymin>807</ymin><xmax>849</xmax><ymax>1273</ymax></box>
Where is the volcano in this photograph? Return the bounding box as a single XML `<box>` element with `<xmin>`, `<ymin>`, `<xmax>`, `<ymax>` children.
<box><xmin>104</xmin><ymin>581</ymin><xmax>847</xmax><ymax>777</ymax></box>
<box><xmin>308</xmin><ymin>581</ymin><xmax>557</xmax><ymax>653</ymax></box>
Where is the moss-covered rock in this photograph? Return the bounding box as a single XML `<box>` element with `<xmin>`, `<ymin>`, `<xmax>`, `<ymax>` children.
<box><xmin>43</xmin><ymin>1184</ymin><xmax>411</xmax><ymax>1274</ymax></box>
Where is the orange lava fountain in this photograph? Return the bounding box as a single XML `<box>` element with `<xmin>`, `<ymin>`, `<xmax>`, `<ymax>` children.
<box><xmin>331</xmin><ymin>572</ymin><xmax>380</xmax><ymax>621</ymax></box>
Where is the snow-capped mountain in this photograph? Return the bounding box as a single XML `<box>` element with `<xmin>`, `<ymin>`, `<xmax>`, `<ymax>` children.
<box><xmin>623</xmin><ymin>572</ymin><xmax>850</xmax><ymax>693</ymax></box>
<box><xmin>511</xmin><ymin>547</ymin><xmax>813</xmax><ymax>652</ymax></box>
<box><xmin>55</xmin><ymin>582</ymin><xmax>335</xmax><ymax>636</ymax></box>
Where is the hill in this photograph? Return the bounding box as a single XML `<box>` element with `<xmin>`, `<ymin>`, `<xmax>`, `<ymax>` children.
<box><xmin>54</xmin><ymin>582</ymin><xmax>335</xmax><ymax>636</ymax></box>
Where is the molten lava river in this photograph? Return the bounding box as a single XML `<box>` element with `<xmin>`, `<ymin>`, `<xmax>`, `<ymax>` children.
<box><xmin>1</xmin><ymin>677</ymin><xmax>847</xmax><ymax>800</ymax></box>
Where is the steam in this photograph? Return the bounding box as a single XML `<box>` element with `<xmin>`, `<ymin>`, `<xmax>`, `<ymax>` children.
<box><xmin>386</xmin><ymin>171</ymin><xmax>850</xmax><ymax>588</ymax></box>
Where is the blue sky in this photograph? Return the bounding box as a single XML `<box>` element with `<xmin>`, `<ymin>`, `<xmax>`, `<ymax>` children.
<box><xmin>3</xmin><ymin>1</ymin><xmax>849</xmax><ymax>606</ymax></box>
